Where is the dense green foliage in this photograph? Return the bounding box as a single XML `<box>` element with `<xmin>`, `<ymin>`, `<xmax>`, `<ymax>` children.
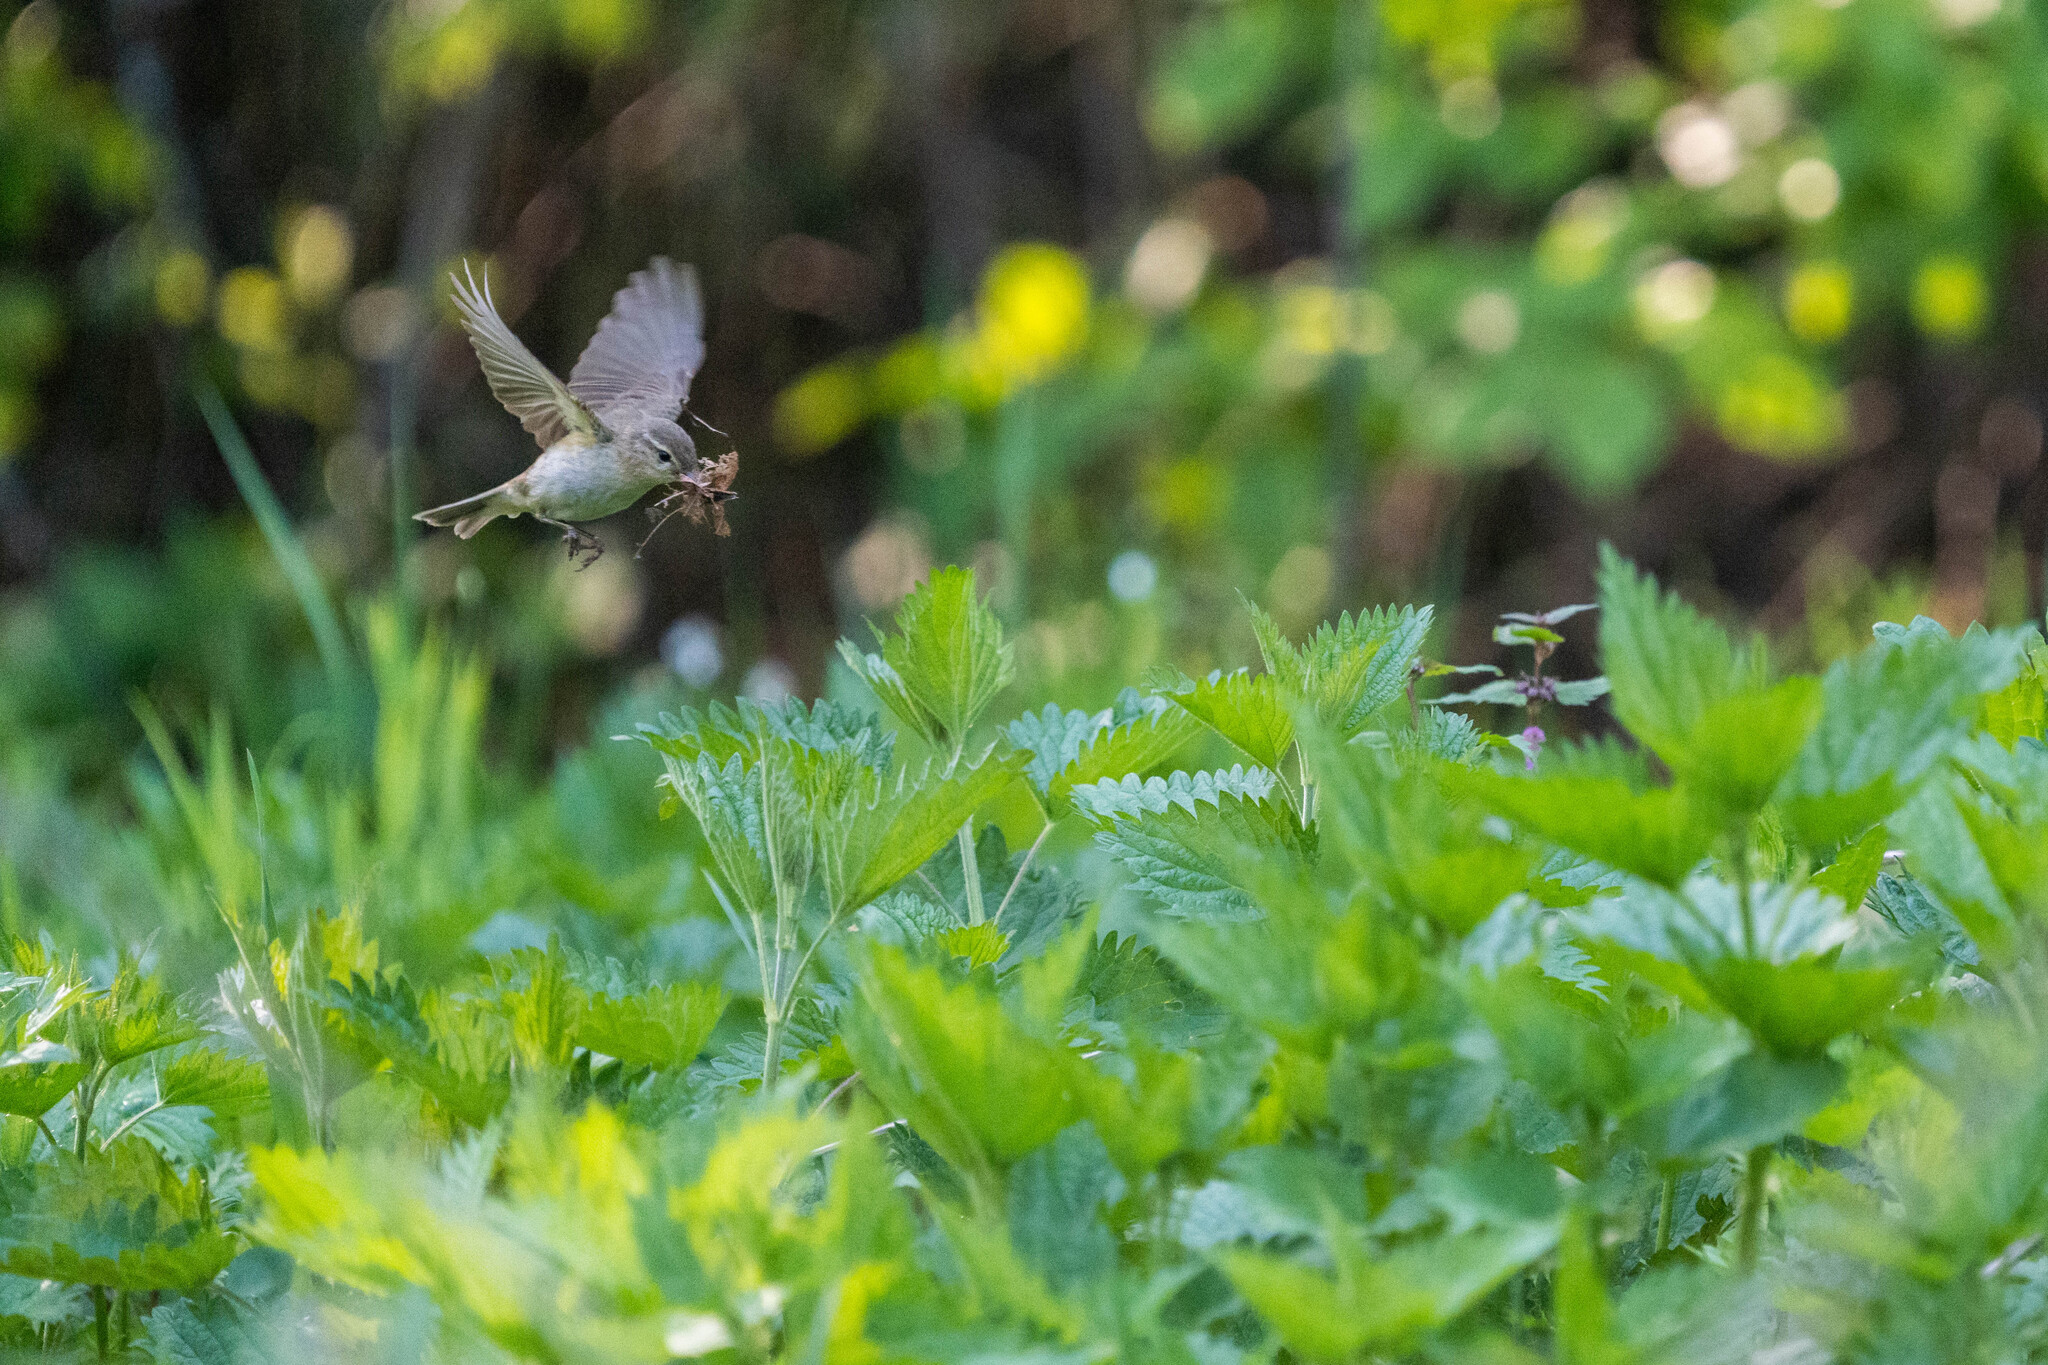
<box><xmin>12</xmin><ymin>0</ymin><xmax>2048</xmax><ymax>710</ymax></box>
<box><xmin>2</xmin><ymin>554</ymin><xmax>2046</xmax><ymax>1362</ymax></box>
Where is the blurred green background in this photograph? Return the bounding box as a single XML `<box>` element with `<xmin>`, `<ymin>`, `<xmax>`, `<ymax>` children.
<box><xmin>4</xmin><ymin>0</ymin><xmax>2048</xmax><ymax>960</ymax></box>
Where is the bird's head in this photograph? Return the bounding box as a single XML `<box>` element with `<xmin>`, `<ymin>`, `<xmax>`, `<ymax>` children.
<box><xmin>631</xmin><ymin>419</ymin><xmax>697</xmax><ymax>484</ymax></box>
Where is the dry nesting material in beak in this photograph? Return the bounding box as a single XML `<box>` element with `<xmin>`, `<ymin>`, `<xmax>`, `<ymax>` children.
<box><xmin>639</xmin><ymin>449</ymin><xmax>740</xmax><ymax>556</ymax></box>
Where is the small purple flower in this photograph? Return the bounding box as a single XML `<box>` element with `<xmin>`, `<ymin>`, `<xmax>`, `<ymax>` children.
<box><xmin>1520</xmin><ymin>725</ymin><xmax>1546</xmax><ymax>771</ymax></box>
<box><xmin>1514</xmin><ymin>674</ymin><xmax>1558</xmax><ymax>704</ymax></box>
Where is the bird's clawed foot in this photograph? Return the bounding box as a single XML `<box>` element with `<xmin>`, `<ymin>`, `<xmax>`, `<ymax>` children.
<box><xmin>541</xmin><ymin>519</ymin><xmax>604</xmax><ymax>569</ymax></box>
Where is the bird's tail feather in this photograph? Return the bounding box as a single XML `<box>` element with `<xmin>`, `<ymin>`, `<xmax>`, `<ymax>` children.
<box><xmin>415</xmin><ymin>487</ymin><xmax>509</xmax><ymax>539</ymax></box>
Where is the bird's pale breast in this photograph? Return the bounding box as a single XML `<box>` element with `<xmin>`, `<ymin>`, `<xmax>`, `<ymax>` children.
<box><xmin>513</xmin><ymin>438</ymin><xmax>667</xmax><ymax>522</ymax></box>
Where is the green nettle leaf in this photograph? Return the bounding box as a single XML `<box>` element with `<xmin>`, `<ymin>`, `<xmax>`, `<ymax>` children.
<box><xmin>1221</xmin><ymin>1220</ymin><xmax>1560</xmax><ymax>1361</ymax></box>
<box><xmin>1868</xmin><ymin>872</ymin><xmax>1978</xmax><ymax>968</ymax></box>
<box><xmin>1077</xmin><ymin>768</ymin><xmax>1309</xmax><ymax>920</ymax></box>
<box><xmin>1397</xmin><ymin>841</ymin><xmax>1537</xmax><ymax>935</ymax></box>
<box><xmin>1634</xmin><ymin>1049</ymin><xmax>1845</xmax><ymax>1162</ymax></box>
<box><xmin>1579</xmin><ymin>878</ymin><xmax>1916</xmax><ymax>1055</ymax></box>
<box><xmin>1149</xmin><ymin>918</ymin><xmax>1323</xmax><ymax>1041</ymax></box>
<box><xmin>1470</xmin><ymin>966</ymin><xmax>1628</xmax><ymax>1115</ymax></box>
<box><xmin>1008</xmin><ymin>689</ymin><xmax>1202</xmax><ymax>815</ymax></box>
<box><xmin>82</xmin><ymin>966</ymin><xmax>205</xmax><ymax>1069</ymax></box>
<box><xmin>842</xmin><ymin>747</ymin><xmax>1028</xmax><ymax>910</ymax></box>
<box><xmin>1552</xmin><ymin>677</ymin><xmax>1613</xmax><ymax>706</ymax></box>
<box><xmin>1454</xmin><ymin>768</ymin><xmax>1718</xmax><ymax>888</ymax></box>
<box><xmin>842</xmin><ymin>945</ymin><xmax>1092</xmax><ymax>1183</ymax></box>
<box><xmin>842</xmin><ymin>566</ymin><xmax>1015</xmax><ymax>748</ymax></box>
<box><xmin>1596</xmin><ymin>545</ymin><xmax>1754</xmax><ymax>770</ymax></box>
<box><xmin>1251</xmin><ymin>599</ymin><xmax>1434</xmax><ymax>734</ymax></box>
<box><xmin>1307</xmin><ymin>730</ymin><xmax>1531</xmax><ymax>935</ymax></box>
<box><xmin>834</xmin><ymin>647</ymin><xmax>933</xmax><ymax>745</ymax></box>
<box><xmin>1690</xmin><ymin>957</ymin><xmax>1913</xmax><ymax>1058</ymax></box>
<box><xmin>143</xmin><ymin>1296</ymin><xmax>275</xmax><ymax>1365</ymax></box>
<box><xmin>1551</xmin><ymin>1209</ymin><xmax>1623</xmax><ymax>1363</ymax></box>
<box><xmin>1810</xmin><ymin>824</ymin><xmax>1888</xmax><ymax>915</ymax></box>
<box><xmin>936</xmin><ymin>923</ymin><xmax>1011</xmax><ymax>970</ymax></box>
<box><xmin>1685</xmin><ymin>676</ymin><xmax>1822</xmax><ymax>815</ymax></box>
<box><xmin>1980</xmin><ymin>645</ymin><xmax>2046</xmax><ymax>746</ymax></box>
<box><xmin>569</xmin><ymin>983</ymin><xmax>726</xmax><ymax>1069</ymax></box>
<box><xmin>1007</xmin><ymin>704</ymin><xmax>1101</xmax><ymax>790</ymax></box>
<box><xmin>1395</xmin><ymin>707</ymin><xmax>1490</xmax><ymax>764</ymax></box>
<box><xmin>1779</xmin><ymin>618</ymin><xmax>2031</xmax><ymax>848</ymax></box>
<box><xmin>859</xmin><ymin>890</ymin><xmax>958</xmax><ymax>955</ymax></box>
<box><xmin>1886</xmin><ymin>774</ymin><xmax>2020</xmax><ymax>957</ymax></box>
<box><xmin>658</xmin><ymin>751</ymin><xmax>776</xmax><ymax>920</ymax></box>
<box><xmin>1006</xmin><ymin>1122</ymin><xmax>1125</xmax><ymax>1291</ymax></box>
<box><xmin>326</xmin><ymin>975</ymin><xmax>510</xmax><ymax>1127</ymax></box>
<box><xmin>1169</xmin><ymin>670</ymin><xmax>1295</xmax><ymax>769</ymax></box>
<box><xmin>1070</xmin><ymin>932</ymin><xmax>1229</xmax><ymax>1050</ymax></box>
<box><xmin>638</xmin><ymin>695</ymin><xmax>894</xmax><ymax>774</ymax></box>
<box><xmin>156</xmin><ymin>1048</ymin><xmax>271</xmax><ymax>1121</ymax></box>
<box><xmin>0</xmin><ymin>1041</ymin><xmax>85</xmax><ymax>1120</ymax></box>
<box><xmin>0</xmin><ymin>1142</ymin><xmax>241</xmax><ymax>1291</ymax></box>
<box><xmin>1070</xmin><ymin>766</ymin><xmax>1280</xmax><ymax>822</ymax></box>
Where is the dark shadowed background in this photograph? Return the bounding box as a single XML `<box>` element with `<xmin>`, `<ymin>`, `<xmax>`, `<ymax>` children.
<box><xmin>5</xmin><ymin>0</ymin><xmax>2048</xmax><ymax>790</ymax></box>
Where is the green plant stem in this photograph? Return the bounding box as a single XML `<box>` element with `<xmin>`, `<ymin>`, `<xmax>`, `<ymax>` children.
<box><xmin>74</xmin><ymin>1076</ymin><xmax>96</xmax><ymax>1161</ymax></box>
<box><xmin>91</xmin><ymin>1286</ymin><xmax>108</xmax><ymax>1360</ymax></box>
<box><xmin>1655</xmin><ymin>1172</ymin><xmax>1677</xmax><ymax>1254</ymax></box>
<box><xmin>1738</xmin><ymin>1145</ymin><xmax>1770</xmax><ymax>1272</ymax></box>
<box><xmin>1272</xmin><ymin>752</ymin><xmax>1309</xmax><ymax>825</ymax></box>
<box><xmin>762</xmin><ymin>910</ymin><xmax>797</xmax><ymax>1086</ymax></box>
<box><xmin>958</xmin><ymin>821</ymin><xmax>986</xmax><ymax>926</ymax></box>
<box><xmin>1735</xmin><ymin>828</ymin><xmax>1757</xmax><ymax>958</ymax></box>
<box><xmin>761</xmin><ymin>1003</ymin><xmax>785</xmax><ymax>1089</ymax></box>
<box><xmin>763</xmin><ymin>914</ymin><xmax>848</xmax><ymax>1087</ymax></box>
<box><xmin>1296</xmin><ymin>746</ymin><xmax>1316</xmax><ymax>827</ymax></box>
<box><xmin>991</xmin><ymin>821</ymin><xmax>1051</xmax><ymax>927</ymax></box>
<box><xmin>192</xmin><ymin>376</ymin><xmax>355</xmax><ymax>703</ymax></box>
<box><xmin>815</xmin><ymin>1072</ymin><xmax>861</xmax><ymax>1114</ymax></box>
<box><xmin>101</xmin><ymin>1102</ymin><xmax>168</xmax><ymax>1151</ymax></box>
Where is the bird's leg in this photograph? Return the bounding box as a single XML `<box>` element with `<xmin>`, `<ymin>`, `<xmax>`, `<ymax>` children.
<box><xmin>536</xmin><ymin>517</ymin><xmax>604</xmax><ymax>569</ymax></box>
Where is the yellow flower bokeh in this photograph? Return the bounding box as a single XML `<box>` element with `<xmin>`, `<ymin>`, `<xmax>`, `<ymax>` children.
<box><xmin>282</xmin><ymin>206</ymin><xmax>355</xmax><ymax>307</ymax></box>
<box><xmin>972</xmin><ymin>243</ymin><xmax>1091</xmax><ymax>390</ymax></box>
<box><xmin>773</xmin><ymin>360</ymin><xmax>868</xmax><ymax>457</ymax></box>
<box><xmin>1783</xmin><ymin>261</ymin><xmax>1853</xmax><ymax>344</ymax></box>
<box><xmin>218</xmin><ymin>267</ymin><xmax>288</xmax><ymax>353</ymax></box>
<box><xmin>1714</xmin><ymin>352</ymin><xmax>1844</xmax><ymax>458</ymax></box>
<box><xmin>154</xmin><ymin>248</ymin><xmax>212</xmax><ymax>329</ymax></box>
<box><xmin>1911</xmin><ymin>254</ymin><xmax>1988</xmax><ymax>340</ymax></box>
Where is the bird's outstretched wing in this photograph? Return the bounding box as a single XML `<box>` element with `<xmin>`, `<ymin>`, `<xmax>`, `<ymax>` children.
<box><xmin>568</xmin><ymin>257</ymin><xmax>704</xmax><ymax>428</ymax></box>
<box><xmin>450</xmin><ymin>262</ymin><xmax>601</xmax><ymax>449</ymax></box>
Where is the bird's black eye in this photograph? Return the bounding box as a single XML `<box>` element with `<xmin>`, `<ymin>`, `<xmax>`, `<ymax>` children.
<box><xmin>656</xmin><ymin>447</ymin><xmax>673</xmax><ymax>464</ymax></box>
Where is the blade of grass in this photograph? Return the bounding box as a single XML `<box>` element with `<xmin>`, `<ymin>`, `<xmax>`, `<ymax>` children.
<box><xmin>192</xmin><ymin>375</ymin><xmax>356</xmax><ymax>699</ymax></box>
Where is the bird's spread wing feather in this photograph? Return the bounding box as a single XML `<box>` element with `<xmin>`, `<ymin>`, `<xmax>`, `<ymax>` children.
<box><xmin>450</xmin><ymin>262</ymin><xmax>600</xmax><ymax>449</ymax></box>
<box><xmin>568</xmin><ymin>257</ymin><xmax>704</xmax><ymax>428</ymax></box>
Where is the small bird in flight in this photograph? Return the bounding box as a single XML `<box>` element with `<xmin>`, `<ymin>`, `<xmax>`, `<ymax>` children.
<box><xmin>417</xmin><ymin>256</ymin><xmax>736</xmax><ymax>566</ymax></box>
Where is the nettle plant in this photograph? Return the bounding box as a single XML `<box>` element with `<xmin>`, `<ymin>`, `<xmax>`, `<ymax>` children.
<box><xmin>26</xmin><ymin>552</ymin><xmax>2048</xmax><ymax>1362</ymax></box>
<box><xmin>0</xmin><ymin>941</ymin><xmax>266</xmax><ymax>1358</ymax></box>
<box><xmin>232</xmin><ymin>549</ymin><xmax>2019</xmax><ymax>1362</ymax></box>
